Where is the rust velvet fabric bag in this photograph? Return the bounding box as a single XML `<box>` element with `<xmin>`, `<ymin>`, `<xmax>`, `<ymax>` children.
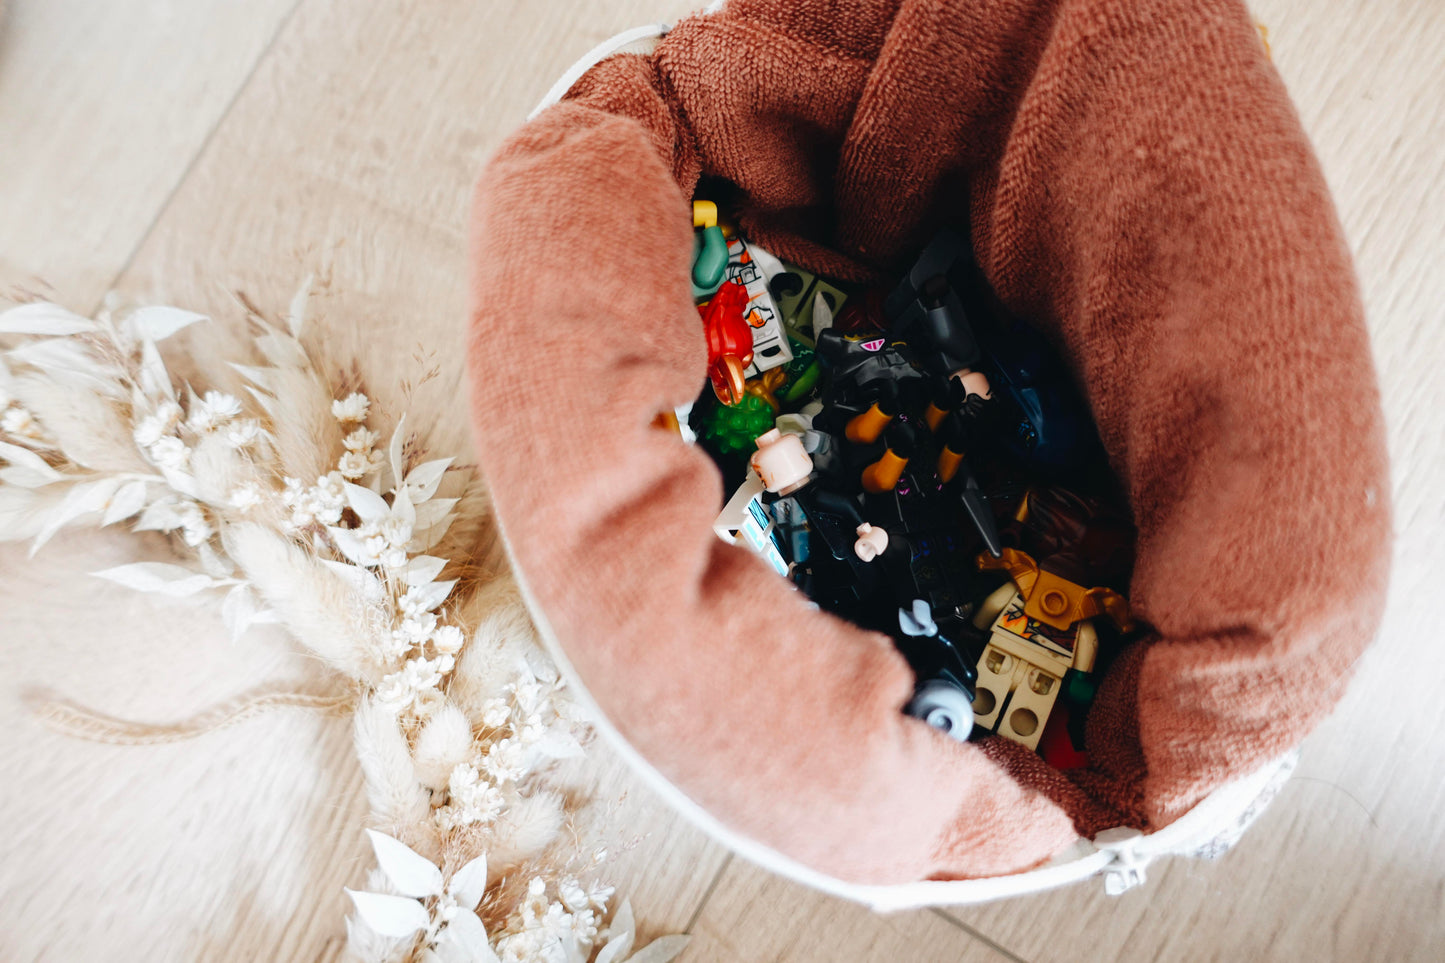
<box><xmin>464</xmin><ymin>0</ymin><xmax>1390</xmax><ymax>883</ymax></box>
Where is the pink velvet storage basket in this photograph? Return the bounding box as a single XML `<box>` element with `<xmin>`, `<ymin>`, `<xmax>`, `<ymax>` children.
<box><xmin>461</xmin><ymin>0</ymin><xmax>1391</xmax><ymax>907</ymax></box>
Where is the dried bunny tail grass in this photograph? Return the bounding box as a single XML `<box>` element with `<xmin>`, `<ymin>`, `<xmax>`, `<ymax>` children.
<box><xmin>484</xmin><ymin>790</ymin><xmax>567</xmax><ymax>877</ymax></box>
<box><xmin>448</xmin><ymin>574</ymin><xmax>546</xmax><ymax>711</ymax></box>
<box><xmin>264</xmin><ymin>365</ymin><xmax>345</xmax><ymax>482</ymax></box>
<box><xmin>354</xmin><ymin>695</ymin><xmax>435</xmax><ymax>854</ymax></box>
<box><xmin>189</xmin><ymin>432</ymin><xmax>252</xmax><ymax>506</ymax></box>
<box><xmin>411</xmin><ymin>701</ymin><xmax>475</xmax><ymax>791</ymax></box>
<box><xmin>225</xmin><ymin>522</ymin><xmax>385</xmax><ymax>681</ymax></box>
<box><xmin>11</xmin><ymin>373</ymin><xmax>149</xmax><ymax>473</ymax></box>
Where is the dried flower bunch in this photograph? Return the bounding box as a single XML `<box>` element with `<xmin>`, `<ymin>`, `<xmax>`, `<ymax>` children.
<box><xmin>0</xmin><ymin>291</ymin><xmax>685</xmax><ymax>963</ymax></box>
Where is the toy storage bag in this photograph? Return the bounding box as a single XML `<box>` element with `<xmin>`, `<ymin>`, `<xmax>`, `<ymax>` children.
<box><xmin>463</xmin><ymin>0</ymin><xmax>1391</xmax><ymax>904</ymax></box>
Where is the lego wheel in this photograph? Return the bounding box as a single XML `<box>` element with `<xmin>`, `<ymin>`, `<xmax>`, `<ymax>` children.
<box><xmin>906</xmin><ymin>680</ymin><xmax>974</xmax><ymax>742</ymax></box>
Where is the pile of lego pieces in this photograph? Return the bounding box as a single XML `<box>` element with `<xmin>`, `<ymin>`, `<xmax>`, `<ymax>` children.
<box><xmin>677</xmin><ymin>202</ymin><xmax>1139</xmax><ymax>770</ymax></box>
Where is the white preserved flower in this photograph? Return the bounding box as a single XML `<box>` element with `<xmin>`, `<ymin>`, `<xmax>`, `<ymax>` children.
<box><xmin>379</xmin><ymin>515</ymin><xmax>412</xmax><ymax>548</ymax></box>
<box><xmin>482</xmin><ymin>737</ymin><xmax>526</xmax><ymax>784</ymax></box>
<box><xmin>431</xmin><ymin>625</ymin><xmax>464</xmax><ymax>655</ymax></box>
<box><xmin>187</xmin><ymin>390</ymin><xmax>243</xmax><ymax>432</ymax></box>
<box><xmin>343</xmin><ymin>426</ymin><xmax>379</xmax><ymax>452</ymax></box>
<box><xmin>379</xmin><ymin>546</ymin><xmax>409</xmax><ymax>570</ymax></box>
<box><xmin>229</xmin><ymin>482</ymin><xmax>264</xmax><ymax>511</ymax></box>
<box><xmin>338</xmin><ymin>450</ymin><xmax>373</xmax><ymax>479</ymax></box>
<box><xmin>133</xmin><ymin>413</ymin><xmax>169</xmax><ymax>448</ymax></box>
<box><xmin>1</xmin><ymin>406</ymin><xmax>44</xmax><ymax>440</ymax></box>
<box><xmin>374</xmin><ymin>673</ymin><xmax>412</xmax><ymax>714</ymax></box>
<box><xmin>176</xmin><ymin>502</ymin><xmax>213</xmax><ymax>546</ymax></box>
<box><xmin>148</xmin><ymin>436</ymin><xmax>191</xmax><ymax>470</ymax></box>
<box><xmin>331</xmin><ymin>392</ymin><xmax>370</xmax><ymax>423</ymax></box>
<box><xmin>480</xmin><ymin>698</ymin><xmax>511</xmax><ymax>729</ymax></box>
<box><xmin>398</xmin><ymin>613</ymin><xmax>438</xmax><ymax>645</ymax></box>
<box><xmin>223</xmin><ymin>418</ymin><xmax>261</xmax><ymax>448</ymax></box>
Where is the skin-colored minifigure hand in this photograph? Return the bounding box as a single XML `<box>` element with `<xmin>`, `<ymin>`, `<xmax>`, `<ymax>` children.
<box><xmin>853</xmin><ymin>522</ymin><xmax>889</xmax><ymax>561</ymax></box>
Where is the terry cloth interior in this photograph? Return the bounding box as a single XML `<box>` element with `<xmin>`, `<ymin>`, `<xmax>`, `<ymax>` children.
<box><xmin>465</xmin><ymin>0</ymin><xmax>1390</xmax><ymax>882</ymax></box>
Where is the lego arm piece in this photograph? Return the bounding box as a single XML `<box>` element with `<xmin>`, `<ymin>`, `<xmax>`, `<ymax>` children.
<box><xmin>977</xmin><ymin>547</ymin><xmax>1039</xmax><ymax>598</ymax></box>
<box><xmin>1072</xmin><ymin>620</ymin><xmax>1099</xmax><ymax>674</ymax></box>
<box><xmin>1084</xmin><ymin>586</ymin><xmax>1135</xmax><ymax>633</ymax></box>
<box><xmin>972</xmin><ymin>582</ymin><xmax>1018</xmax><ymax>631</ymax></box>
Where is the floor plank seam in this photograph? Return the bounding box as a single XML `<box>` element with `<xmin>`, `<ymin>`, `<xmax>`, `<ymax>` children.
<box><xmin>684</xmin><ymin>852</ymin><xmax>734</xmax><ymax>935</ymax></box>
<box><xmin>88</xmin><ymin>0</ymin><xmax>309</xmax><ymax>316</ymax></box>
<box><xmin>928</xmin><ymin>908</ymin><xmax>1033</xmax><ymax>963</ymax></box>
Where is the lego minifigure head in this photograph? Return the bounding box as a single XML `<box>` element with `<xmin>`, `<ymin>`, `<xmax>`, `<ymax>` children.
<box><xmin>750</xmin><ymin>428</ymin><xmax>813</xmax><ymax>495</ymax></box>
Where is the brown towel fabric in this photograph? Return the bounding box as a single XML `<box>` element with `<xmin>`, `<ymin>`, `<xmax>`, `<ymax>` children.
<box><xmin>465</xmin><ymin>0</ymin><xmax>1391</xmax><ymax>882</ymax></box>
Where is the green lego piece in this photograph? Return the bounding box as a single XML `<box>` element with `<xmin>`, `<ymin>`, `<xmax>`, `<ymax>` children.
<box><xmin>771</xmin><ymin>266</ymin><xmax>849</xmax><ymax>344</ymax></box>
<box><xmin>698</xmin><ymin>394</ymin><xmax>775</xmax><ymax>456</ymax></box>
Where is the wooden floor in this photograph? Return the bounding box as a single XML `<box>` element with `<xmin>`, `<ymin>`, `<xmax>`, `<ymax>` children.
<box><xmin>1</xmin><ymin>1</ymin><xmax>1442</xmax><ymax>960</ymax></box>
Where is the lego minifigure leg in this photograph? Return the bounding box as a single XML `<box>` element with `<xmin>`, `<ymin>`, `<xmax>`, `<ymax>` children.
<box><xmin>972</xmin><ymin>641</ymin><xmax>1025</xmax><ymax>734</ymax></box>
<box><xmin>995</xmin><ymin>661</ymin><xmax>1063</xmax><ymax>751</ymax></box>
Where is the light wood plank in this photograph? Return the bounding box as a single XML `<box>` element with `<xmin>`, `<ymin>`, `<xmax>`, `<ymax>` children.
<box><xmin>682</xmin><ymin>857</ymin><xmax>1019</xmax><ymax>963</ymax></box>
<box><xmin>0</xmin><ymin>0</ymin><xmax>300</xmax><ymax>309</ymax></box>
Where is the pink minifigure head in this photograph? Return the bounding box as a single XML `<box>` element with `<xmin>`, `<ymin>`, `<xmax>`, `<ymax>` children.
<box><xmin>751</xmin><ymin>428</ymin><xmax>813</xmax><ymax>495</ymax></box>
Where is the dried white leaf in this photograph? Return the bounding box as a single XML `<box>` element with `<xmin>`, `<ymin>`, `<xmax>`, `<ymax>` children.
<box><xmin>410</xmin><ymin>498</ymin><xmax>457</xmax><ymax>535</ymax></box>
<box><xmin>243</xmin><ymin>384</ymin><xmax>278</xmax><ymax>416</ymax></box>
<box><xmin>436</xmin><ymin>908</ymin><xmax>494</xmax><ymax>962</ymax></box>
<box><xmin>134</xmin><ymin>499</ymin><xmax>185</xmax><ymax>532</ymax></box>
<box><xmin>319</xmin><ymin>559</ymin><xmax>387</xmax><ymax>603</ymax></box>
<box><xmin>344</xmin><ymin>889</ymin><xmax>429</xmax><ymax>939</ymax></box>
<box><xmin>228</xmin><ymin>362</ymin><xmax>276</xmax><ymax>392</ymax></box>
<box><xmin>0</xmin><ymin>440</ymin><xmax>64</xmax><ymax>481</ymax></box>
<box><xmin>391</xmin><ymin>484</ymin><xmax>416</xmax><ymax>529</ymax></box>
<box><xmin>0</xmin><ymin>302</ymin><xmax>98</xmax><ymax>336</ymax></box>
<box><xmin>594</xmin><ymin>900</ymin><xmax>635</xmax><ymax>963</ymax></box>
<box><xmin>388</xmin><ymin>414</ymin><xmax>407</xmax><ymax>487</ymax></box>
<box><xmin>126</xmin><ymin>306</ymin><xmax>208</xmax><ymax>343</ymax></box>
<box><xmin>8</xmin><ymin>339</ymin><xmax>122</xmax><ymax>396</ymax></box>
<box><xmin>626</xmin><ymin>935</ymin><xmax>691</xmax><ymax>963</ymax></box>
<box><xmin>92</xmin><ymin>561</ymin><xmax>227</xmax><ymax>596</ymax></box>
<box><xmin>447</xmin><ymin>853</ymin><xmax>489</xmax><ymax>909</ymax></box>
<box><xmin>137</xmin><ymin>339</ymin><xmax>175</xmax><ymax>402</ymax></box>
<box><xmin>255</xmin><ymin>332</ymin><xmax>309</xmax><ymax>369</ymax></box>
<box><xmin>287</xmin><ymin>275</ymin><xmax>313</xmax><ymax>340</ymax></box>
<box><xmin>346</xmin><ymin>483</ymin><xmax>392</xmax><ymax>526</ymax></box>
<box><xmin>157</xmin><ymin>463</ymin><xmax>199</xmax><ymax>499</ymax></box>
<box><xmin>403</xmin><ymin>555</ymin><xmax>447</xmax><ymax>587</ymax></box>
<box><xmin>221</xmin><ymin>583</ymin><xmax>262</xmax><ymax>642</ymax></box>
<box><xmin>403</xmin><ymin>458</ymin><xmax>453</xmax><ymax>503</ymax></box>
<box><xmin>365</xmin><ymin>829</ymin><xmax>443</xmax><ymax>898</ymax></box>
<box><xmin>101</xmin><ymin>480</ymin><xmax>148</xmax><ymax>526</ymax></box>
<box><xmin>328</xmin><ymin>526</ymin><xmax>376</xmax><ymax>567</ymax></box>
<box><xmin>30</xmin><ymin>477</ymin><xmax>122</xmax><ymax>553</ymax></box>
<box><xmin>0</xmin><ymin>486</ymin><xmax>66</xmax><ymax>541</ymax></box>
<box><xmin>411</xmin><ymin>579</ymin><xmax>456</xmax><ymax>613</ymax></box>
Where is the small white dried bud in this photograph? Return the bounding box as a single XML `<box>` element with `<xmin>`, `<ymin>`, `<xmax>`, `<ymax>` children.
<box><xmin>343</xmin><ymin>427</ymin><xmax>379</xmax><ymax>452</ymax></box>
<box><xmin>229</xmin><ymin>482</ymin><xmax>264</xmax><ymax>511</ymax></box>
<box><xmin>223</xmin><ymin>419</ymin><xmax>261</xmax><ymax>449</ymax></box>
<box><xmin>337</xmin><ymin>450</ymin><xmax>373</xmax><ymax>480</ymax></box>
<box><xmin>1</xmin><ymin>406</ymin><xmax>44</xmax><ymax>440</ymax></box>
<box><xmin>187</xmin><ymin>391</ymin><xmax>243</xmax><ymax>432</ymax></box>
<box><xmin>379</xmin><ymin>546</ymin><xmax>409</xmax><ymax>571</ymax></box>
<box><xmin>149</xmin><ymin>436</ymin><xmax>191</xmax><ymax>470</ymax></box>
<box><xmin>431</xmin><ymin>625</ymin><xmax>464</xmax><ymax>655</ymax></box>
<box><xmin>331</xmin><ymin>392</ymin><xmax>370</xmax><ymax>424</ymax></box>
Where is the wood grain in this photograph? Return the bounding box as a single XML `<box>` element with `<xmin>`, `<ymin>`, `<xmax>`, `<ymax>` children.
<box><xmin>0</xmin><ymin>0</ymin><xmax>300</xmax><ymax>311</ymax></box>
